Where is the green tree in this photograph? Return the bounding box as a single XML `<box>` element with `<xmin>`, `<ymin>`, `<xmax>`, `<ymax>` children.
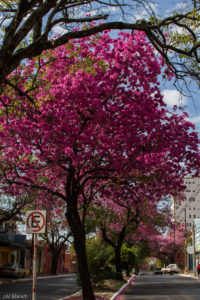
<box><xmin>132</xmin><ymin>241</ymin><xmax>151</xmax><ymax>272</ymax></box>
<box><xmin>85</xmin><ymin>236</ymin><xmax>115</xmax><ymax>286</ymax></box>
<box><xmin>121</xmin><ymin>244</ymin><xmax>136</xmax><ymax>277</ymax></box>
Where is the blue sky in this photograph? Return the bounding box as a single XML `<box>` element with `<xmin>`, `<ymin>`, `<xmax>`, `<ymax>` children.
<box><xmin>158</xmin><ymin>1</ymin><xmax>200</xmax><ymax>136</ymax></box>
<box><xmin>160</xmin><ymin>1</ymin><xmax>200</xmax><ymax>136</ymax></box>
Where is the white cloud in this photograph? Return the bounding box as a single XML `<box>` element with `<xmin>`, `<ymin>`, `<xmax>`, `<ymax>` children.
<box><xmin>88</xmin><ymin>7</ymin><xmax>118</xmax><ymax>17</ymax></box>
<box><xmin>134</xmin><ymin>2</ymin><xmax>158</xmax><ymax>20</ymax></box>
<box><xmin>170</xmin><ymin>24</ymin><xmax>187</xmax><ymax>35</ymax></box>
<box><xmin>52</xmin><ymin>24</ymin><xmax>68</xmax><ymax>36</ymax></box>
<box><xmin>103</xmin><ymin>6</ymin><xmax>119</xmax><ymax>14</ymax></box>
<box><xmin>162</xmin><ymin>89</ymin><xmax>187</xmax><ymax>107</ymax></box>
<box><xmin>165</xmin><ymin>2</ymin><xmax>189</xmax><ymax>16</ymax></box>
<box><xmin>189</xmin><ymin>116</ymin><xmax>200</xmax><ymax>125</ymax></box>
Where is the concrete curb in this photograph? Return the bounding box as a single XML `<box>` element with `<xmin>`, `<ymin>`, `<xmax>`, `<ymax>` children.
<box><xmin>178</xmin><ymin>273</ymin><xmax>199</xmax><ymax>280</ymax></box>
<box><xmin>110</xmin><ymin>275</ymin><xmax>136</xmax><ymax>300</ymax></box>
<box><xmin>59</xmin><ymin>290</ymin><xmax>82</xmax><ymax>300</ymax></box>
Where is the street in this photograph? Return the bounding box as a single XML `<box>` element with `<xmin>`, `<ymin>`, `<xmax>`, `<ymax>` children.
<box><xmin>120</xmin><ymin>274</ymin><xmax>200</xmax><ymax>300</ymax></box>
<box><xmin>0</xmin><ymin>274</ymin><xmax>80</xmax><ymax>300</ymax></box>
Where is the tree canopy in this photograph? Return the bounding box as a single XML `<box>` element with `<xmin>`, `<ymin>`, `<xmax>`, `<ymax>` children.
<box><xmin>0</xmin><ymin>30</ymin><xmax>199</xmax><ymax>298</ymax></box>
<box><xmin>1</xmin><ymin>0</ymin><xmax>200</xmax><ymax>89</ymax></box>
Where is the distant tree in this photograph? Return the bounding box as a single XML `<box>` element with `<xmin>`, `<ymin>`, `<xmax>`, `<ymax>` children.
<box><xmin>150</xmin><ymin>226</ymin><xmax>185</xmax><ymax>266</ymax></box>
<box><xmin>93</xmin><ymin>182</ymin><xmax>170</xmax><ymax>280</ymax></box>
<box><xmin>41</xmin><ymin>208</ymin><xmax>72</xmax><ymax>274</ymax></box>
<box><xmin>98</xmin><ymin>205</ymin><xmax>140</xmax><ymax>280</ymax></box>
<box><xmin>132</xmin><ymin>241</ymin><xmax>151</xmax><ymax>271</ymax></box>
<box><xmin>0</xmin><ymin>192</ymin><xmax>34</xmax><ymax>225</ymax></box>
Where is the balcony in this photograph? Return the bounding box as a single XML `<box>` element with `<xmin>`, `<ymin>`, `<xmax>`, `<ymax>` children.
<box><xmin>0</xmin><ymin>233</ymin><xmax>26</xmax><ymax>246</ymax></box>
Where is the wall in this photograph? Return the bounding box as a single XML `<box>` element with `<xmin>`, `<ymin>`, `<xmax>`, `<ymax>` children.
<box><xmin>0</xmin><ymin>247</ymin><xmax>11</xmax><ymax>266</ymax></box>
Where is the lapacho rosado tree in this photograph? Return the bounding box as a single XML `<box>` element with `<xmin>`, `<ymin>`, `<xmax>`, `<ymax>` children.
<box><xmin>150</xmin><ymin>225</ymin><xmax>185</xmax><ymax>266</ymax></box>
<box><xmin>92</xmin><ymin>180</ymin><xmax>172</xmax><ymax>279</ymax></box>
<box><xmin>0</xmin><ymin>31</ymin><xmax>199</xmax><ymax>299</ymax></box>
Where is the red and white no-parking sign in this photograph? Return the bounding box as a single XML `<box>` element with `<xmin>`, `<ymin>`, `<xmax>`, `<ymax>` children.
<box><xmin>26</xmin><ymin>210</ymin><xmax>46</xmax><ymax>234</ymax></box>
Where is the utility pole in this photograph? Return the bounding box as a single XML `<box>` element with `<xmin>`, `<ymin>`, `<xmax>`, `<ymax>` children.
<box><xmin>193</xmin><ymin>221</ymin><xmax>196</xmax><ymax>276</ymax></box>
<box><xmin>184</xmin><ymin>208</ymin><xmax>188</xmax><ymax>273</ymax></box>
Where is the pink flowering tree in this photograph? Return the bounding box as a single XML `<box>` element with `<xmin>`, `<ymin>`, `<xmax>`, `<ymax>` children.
<box><xmin>0</xmin><ymin>31</ymin><xmax>199</xmax><ymax>298</ymax></box>
<box><xmin>92</xmin><ymin>181</ymin><xmax>171</xmax><ymax>279</ymax></box>
<box><xmin>150</xmin><ymin>225</ymin><xmax>185</xmax><ymax>266</ymax></box>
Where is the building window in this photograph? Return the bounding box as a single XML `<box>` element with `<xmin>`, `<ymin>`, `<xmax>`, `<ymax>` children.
<box><xmin>189</xmin><ymin>215</ymin><xmax>192</xmax><ymax>218</ymax></box>
<box><xmin>194</xmin><ymin>215</ymin><xmax>196</xmax><ymax>218</ymax></box>
<box><xmin>189</xmin><ymin>198</ymin><xmax>195</xmax><ymax>202</ymax></box>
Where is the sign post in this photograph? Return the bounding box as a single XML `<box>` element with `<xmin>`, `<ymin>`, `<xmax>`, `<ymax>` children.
<box><xmin>32</xmin><ymin>233</ymin><xmax>37</xmax><ymax>300</ymax></box>
<box><xmin>26</xmin><ymin>211</ymin><xmax>46</xmax><ymax>300</ymax></box>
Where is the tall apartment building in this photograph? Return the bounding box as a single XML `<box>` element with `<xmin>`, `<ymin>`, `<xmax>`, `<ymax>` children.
<box><xmin>172</xmin><ymin>177</ymin><xmax>200</xmax><ymax>230</ymax></box>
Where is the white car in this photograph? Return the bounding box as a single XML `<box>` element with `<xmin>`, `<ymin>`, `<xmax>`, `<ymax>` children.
<box><xmin>161</xmin><ymin>264</ymin><xmax>180</xmax><ymax>274</ymax></box>
<box><xmin>138</xmin><ymin>270</ymin><xmax>145</xmax><ymax>275</ymax></box>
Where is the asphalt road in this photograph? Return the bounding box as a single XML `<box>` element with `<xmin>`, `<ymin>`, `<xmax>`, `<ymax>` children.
<box><xmin>121</xmin><ymin>274</ymin><xmax>200</xmax><ymax>300</ymax></box>
<box><xmin>0</xmin><ymin>274</ymin><xmax>80</xmax><ymax>300</ymax></box>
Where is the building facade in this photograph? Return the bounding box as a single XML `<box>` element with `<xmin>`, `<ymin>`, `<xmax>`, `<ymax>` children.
<box><xmin>0</xmin><ymin>217</ymin><xmax>26</xmax><ymax>267</ymax></box>
<box><xmin>172</xmin><ymin>177</ymin><xmax>200</xmax><ymax>230</ymax></box>
<box><xmin>0</xmin><ymin>216</ymin><xmax>75</xmax><ymax>275</ymax></box>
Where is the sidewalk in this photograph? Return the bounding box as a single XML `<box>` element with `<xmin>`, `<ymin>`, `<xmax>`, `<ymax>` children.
<box><xmin>0</xmin><ymin>272</ymin><xmax>71</xmax><ymax>285</ymax></box>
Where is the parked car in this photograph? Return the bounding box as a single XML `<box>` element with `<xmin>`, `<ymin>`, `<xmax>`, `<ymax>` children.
<box><xmin>161</xmin><ymin>264</ymin><xmax>180</xmax><ymax>275</ymax></box>
<box><xmin>0</xmin><ymin>263</ymin><xmax>26</xmax><ymax>278</ymax></box>
<box><xmin>154</xmin><ymin>268</ymin><xmax>163</xmax><ymax>275</ymax></box>
<box><xmin>138</xmin><ymin>270</ymin><xmax>145</xmax><ymax>275</ymax></box>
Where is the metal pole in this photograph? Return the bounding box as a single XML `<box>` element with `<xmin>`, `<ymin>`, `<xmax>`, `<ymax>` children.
<box><xmin>185</xmin><ymin>208</ymin><xmax>187</xmax><ymax>274</ymax></box>
<box><xmin>193</xmin><ymin>222</ymin><xmax>196</xmax><ymax>276</ymax></box>
<box><xmin>32</xmin><ymin>234</ymin><xmax>37</xmax><ymax>300</ymax></box>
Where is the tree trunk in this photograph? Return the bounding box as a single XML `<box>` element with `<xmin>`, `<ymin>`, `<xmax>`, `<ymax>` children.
<box><xmin>66</xmin><ymin>205</ymin><xmax>95</xmax><ymax>300</ymax></box>
<box><xmin>101</xmin><ymin>226</ymin><xmax>125</xmax><ymax>280</ymax></box>
<box><xmin>125</xmin><ymin>265</ymin><xmax>131</xmax><ymax>277</ymax></box>
<box><xmin>51</xmin><ymin>251</ymin><xmax>59</xmax><ymax>274</ymax></box>
<box><xmin>114</xmin><ymin>246</ymin><xmax>123</xmax><ymax>280</ymax></box>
